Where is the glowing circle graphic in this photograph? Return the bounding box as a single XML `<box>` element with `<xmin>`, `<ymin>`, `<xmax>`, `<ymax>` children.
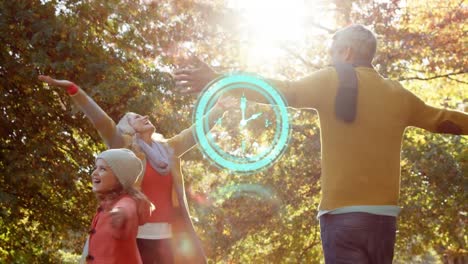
<box><xmin>193</xmin><ymin>73</ymin><xmax>290</xmax><ymax>174</ymax></box>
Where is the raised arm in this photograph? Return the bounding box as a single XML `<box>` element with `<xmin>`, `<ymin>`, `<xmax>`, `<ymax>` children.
<box><xmin>167</xmin><ymin>97</ymin><xmax>236</xmax><ymax>158</ymax></box>
<box><xmin>39</xmin><ymin>75</ymin><xmax>126</xmax><ymax>148</ymax></box>
<box><xmin>173</xmin><ymin>58</ymin><xmax>332</xmax><ymax>109</ymax></box>
<box><xmin>263</xmin><ymin>68</ymin><xmax>332</xmax><ymax>109</ymax></box>
<box><xmin>109</xmin><ymin>197</ymin><xmax>138</xmax><ymax>239</ymax></box>
<box><xmin>404</xmin><ymin>87</ymin><xmax>468</xmax><ymax>135</ymax></box>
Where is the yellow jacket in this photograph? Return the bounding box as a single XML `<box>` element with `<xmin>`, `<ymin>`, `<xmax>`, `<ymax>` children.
<box><xmin>266</xmin><ymin>66</ymin><xmax>468</xmax><ymax>210</ymax></box>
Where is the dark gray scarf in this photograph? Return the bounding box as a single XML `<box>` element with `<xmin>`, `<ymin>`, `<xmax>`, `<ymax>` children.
<box><xmin>333</xmin><ymin>61</ymin><xmax>373</xmax><ymax>123</ymax></box>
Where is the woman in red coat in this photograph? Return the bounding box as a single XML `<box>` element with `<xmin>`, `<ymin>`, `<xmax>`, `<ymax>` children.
<box><xmin>40</xmin><ymin>75</ymin><xmax>231</xmax><ymax>263</ymax></box>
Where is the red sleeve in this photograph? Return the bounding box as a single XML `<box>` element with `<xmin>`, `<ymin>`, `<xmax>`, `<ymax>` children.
<box><xmin>111</xmin><ymin>197</ymin><xmax>138</xmax><ymax>239</ymax></box>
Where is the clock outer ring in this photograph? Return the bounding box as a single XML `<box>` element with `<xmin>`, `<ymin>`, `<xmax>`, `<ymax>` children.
<box><xmin>193</xmin><ymin>73</ymin><xmax>290</xmax><ymax>174</ymax></box>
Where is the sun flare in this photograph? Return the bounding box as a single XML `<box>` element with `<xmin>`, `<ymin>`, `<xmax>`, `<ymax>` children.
<box><xmin>231</xmin><ymin>0</ymin><xmax>334</xmax><ymax>70</ymax></box>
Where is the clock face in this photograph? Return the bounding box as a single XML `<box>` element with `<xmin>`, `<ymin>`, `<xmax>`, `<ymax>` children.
<box><xmin>193</xmin><ymin>73</ymin><xmax>290</xmax><ymax>174</ymax></box>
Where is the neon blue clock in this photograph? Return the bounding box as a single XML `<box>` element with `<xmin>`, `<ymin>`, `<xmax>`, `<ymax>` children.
<box><xmin>193</xmin><ymin>73</ymin><xmax>290</xmax><ymax>174</ymax></box>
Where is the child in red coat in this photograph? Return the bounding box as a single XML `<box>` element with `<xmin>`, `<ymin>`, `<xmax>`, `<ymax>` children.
<box><xmin>81</xmin><ymin>148</ymin><xmax>153</xmax><ymax>263</ymax></box>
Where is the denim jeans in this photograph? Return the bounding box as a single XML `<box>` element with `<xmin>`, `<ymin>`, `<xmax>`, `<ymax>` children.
<box><xmin>319</xmin><ymin>212</ymin><xmax>397</xmax><ymax>264</ymax></box>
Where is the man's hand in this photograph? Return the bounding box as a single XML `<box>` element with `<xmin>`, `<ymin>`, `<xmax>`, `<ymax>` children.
<box><xmin>173</xmin><ymin>56</ymin><xmax>220</xmax><ymax>94</ymax></box>
<box><xmin>38</xmin><ymin>75</ymin><xmax>74</xmax><ymax>89</ymax></box>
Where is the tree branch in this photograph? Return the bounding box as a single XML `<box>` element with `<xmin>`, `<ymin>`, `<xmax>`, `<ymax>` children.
<box><xmin>399</xmin><ymin>71</ymin><xmax>467</xmax><ymax>81</ymax></box>
<box><xmin>305</xmin><ymin>20</ymin><xmax>336</xmax><ymax>34</ymax></box>
<box><xmin>447</xmin><ymin>76</ymin><xmax>468</xmax><ymax>85</ymax></box>
<box><xmin>280</xmin><ymin>45</ymin><xmax>322</xmax><ymax>70</ymax></box>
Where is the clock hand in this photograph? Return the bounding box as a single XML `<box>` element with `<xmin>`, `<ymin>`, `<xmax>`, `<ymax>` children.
<box><xmin>240</xmin><ymin>112</ymin><xmax>263</xmax><ymax>127</ymax></box>
<box><xmin>240</xmin><ymin>94</ymin><xmax>247</xmax><ymax>122</ymax></box>
<box><xmin>215</xmin><ymin>116</ymin><xmax>222</xmax><ymax>126</ymax></box>
<box><xmin>245</xmin><ymin>112</ymin><xmax>263</xmax><ymax>122</ymax></box>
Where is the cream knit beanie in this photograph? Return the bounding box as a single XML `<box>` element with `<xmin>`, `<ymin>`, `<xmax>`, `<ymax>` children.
<box><xmin>96</xmin><ymin>148</ymin><xmax>143</xmax><ymax>190</ymax></box>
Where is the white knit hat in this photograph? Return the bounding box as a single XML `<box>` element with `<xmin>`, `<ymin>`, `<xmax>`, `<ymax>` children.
<box><xmin>96</xmin><ymin>148</ymin><xmax>143</xmax><ymax>190</ymax></box>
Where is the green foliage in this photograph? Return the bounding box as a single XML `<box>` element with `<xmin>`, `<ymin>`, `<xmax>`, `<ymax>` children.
<box><xmin>0</xmin><ymin>0</ymin><xmax>192</xmax><ymax>262</ymax></box>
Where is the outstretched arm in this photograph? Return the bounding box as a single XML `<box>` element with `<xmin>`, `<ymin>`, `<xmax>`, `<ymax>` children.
<box><xmin>167</xmin><ymin>96</ymin><xmax>237</xmax><ymax>158</ymax></box>
<box><xmin>173</xmin><ymin>57</ymin><xmax>331</xmax><ymax>109</ymax></box>
<box><xmin>405</xmin><ymin>88</ymin><xmax>468</xmax><ymax>135</ymax></box>
<box><xmin>109</xmin><ymin>197</ymin><xmax>139</xmax><ymax>239</ymax></box>
<box><xmin>39</xmin><ymin>75</ymin><xmax>126</xmax><ymax>148</ymax></box>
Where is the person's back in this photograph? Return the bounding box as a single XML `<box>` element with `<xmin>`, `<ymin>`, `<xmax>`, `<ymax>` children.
<box><xmin>298</xmin><ymin>25</ymin><xmax>466</xmax><ymax>264</ymax></box>
<box><xmin>318</xmin><ymin>66</ymin><xmax>410</xmax><ymax>210</ymax></box>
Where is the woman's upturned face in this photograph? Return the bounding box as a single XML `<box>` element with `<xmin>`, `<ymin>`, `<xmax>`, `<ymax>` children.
<box><xmin>129</xmin><ymin>113</ymin><xmax>155</xmax><ymax>134</ymax></box>
<box><xmin>91</xmin><ymin>159</ymin><xmax>121</xmax><ymax>194</ymax></box>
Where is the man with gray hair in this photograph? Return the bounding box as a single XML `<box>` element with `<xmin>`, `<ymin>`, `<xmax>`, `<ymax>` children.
<box><xmin>174</xmin><ymin>24</ymin><xmax>468</xmax><ymax>263</ymax></box>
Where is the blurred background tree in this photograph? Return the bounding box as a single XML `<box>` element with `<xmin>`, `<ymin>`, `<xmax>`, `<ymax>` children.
<box><xmin>0</xmin><ymin>0</ymin><xmax>466</xmax><ymax>263</ymax></box>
